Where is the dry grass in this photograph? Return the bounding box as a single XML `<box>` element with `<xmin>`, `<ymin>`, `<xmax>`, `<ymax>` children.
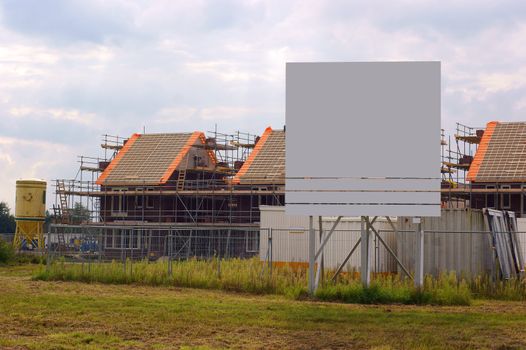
<box><xmin>1</xmin><ymin>265</ymin><xmax>526</xmax><ymax>349</ymax></box>
<box><xmin>34</xmin><ymin>258</ymin><xmax>474</xmax><ymax>305</ymax></box>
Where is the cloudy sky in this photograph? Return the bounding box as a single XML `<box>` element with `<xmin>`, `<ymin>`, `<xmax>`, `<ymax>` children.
<box><xmin>1</xmin><ymin>0</ymin><xmax>526</xmax><ymax>210</ymax></box>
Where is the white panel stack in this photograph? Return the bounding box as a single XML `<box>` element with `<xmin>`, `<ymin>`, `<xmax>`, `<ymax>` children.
<box><xmin>285</xmin><ymin>62</ymin><xmax>441</xmax><ymax>217</ymax></box>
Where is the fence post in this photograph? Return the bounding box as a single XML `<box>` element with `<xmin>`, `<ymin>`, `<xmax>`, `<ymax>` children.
<box><xmin>269</xmin><ymin>228</ymin><xmax>273</xmax><ymax>276</ymax></box>
<box><xmin>81</xmin><ymin>227</ymin><xmax>85</xmax><ymax>275</ymax></box>
<box><xmin>168</xmin><ymin>232</ymin><xmax>173</xmax><ymax>276</ymax></box>
<box><xmin>88</xmin><ymin>232</ymin><xmax>91</xmax><ymax>274</ymax></box>
<box><xmin>46</xmin><ymin>227</ymin><xmax>52</xmax><ymax>271</ymax></box>
<box><xmin>98</xmin><ymin>229</ymin><xmax>102</xmax><ymax>263</ymax></box>
<box><xmin>217</xmin><ymin>230</ymin><xmax>221</xmax><ymax>278</ymax></box>
<box><xmin>130</xmin><ymin>229</ymin><xmax>133</xmax><ymax>276</ymax></box>
<box><xmin>122</xmin><ymin>230</ymin><xmax>126</xmax><ymax>275</ymax></box>
<box><xmin>414</xmin><ymin>218</ymin><xmax>424</xmax><ymax>288</ymax></box>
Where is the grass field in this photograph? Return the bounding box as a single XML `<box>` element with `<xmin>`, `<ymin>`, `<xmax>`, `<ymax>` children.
<box><xmin>34</xmin><ymin>258</ymin><xmax>478</xmax><ymax>305</ymax></box>
<box><xmin>1</xmin><ymin>265</ymin><xmax>526</xmax><ymax>349</ymax></box>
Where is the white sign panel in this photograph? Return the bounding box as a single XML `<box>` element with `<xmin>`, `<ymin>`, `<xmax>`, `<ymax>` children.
<box><xmin>285</xmin><ymin>62</ymin><xmax>441</xmax><ymax>217</ymax></box>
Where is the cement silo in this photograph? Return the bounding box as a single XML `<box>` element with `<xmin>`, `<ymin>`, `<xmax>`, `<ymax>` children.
<box><xmin>13</xmin><ymin>179</ymin><xmax>47</xmax><ymax>249</ymax></box>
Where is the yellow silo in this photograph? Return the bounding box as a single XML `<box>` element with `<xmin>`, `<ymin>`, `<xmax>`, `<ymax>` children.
<box><xmin>13</xmin><ymin>179</ymin><xmax>47</xmax><ymax>249</ymax></box>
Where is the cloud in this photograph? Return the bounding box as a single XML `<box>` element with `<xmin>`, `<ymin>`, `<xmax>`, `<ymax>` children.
<box><xmin>8</xmin><ymin>107</ymin><xmax>97</xmax><ymax>125</ymax></box>
<box><xmin>0</xmin><ymin>136</ymin><xmax>77</xmax><ymax>210</ymax></box>
<box><xmin>186</xmin><ymin>61</ymin><xmax>264</xmax><ymax>82</ymax></box>
<box><xmin>0</xmin><ymin>0</ymin><xmax>525</xmax><ymax>210</ymax></box>
<box><xmin>153</xmin><ymin>106</ymin><xmax>261</xmax><ymax>124</ymax></box>
<box><xmin>477</xmin><ymin>71</ymin><xmax>526</xmax><ymax>95</ymax></box>
<box><xmin>153</xmin><ymin>107</ymin><xmax>199</xmax><ymax>123</ymax></box>
<box><xmin>0</xmin><ymin>0</ymin><xmax>136</xmax><ymax>45</ymax></box>
<box><xmin>200</xmin><ymin>106</ymin><xmax>255</xmax><ymax>120</ymax></box>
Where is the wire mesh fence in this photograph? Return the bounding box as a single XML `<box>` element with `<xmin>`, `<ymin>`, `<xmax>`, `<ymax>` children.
<box><xmin>43</xmin><ymin>224</ymin><xmax>526</xmax><ymax>281</ymax></box>
<box><xmin>263</xmin><ymin>228</ymin><xmax>399</xmax><ymax>273</ymax></box>
<box><xmin>263</xmin><ymin>229</ymin><xmax>520</xmax><ymax>278</ymax></box>
<box><xmin>47</xmin><ymin>225</ymin><xmax>263</xmax><ymax>261</ymax></box>
<box><xmin>0</xmin><ymin>233</ymin><xmax>14</xmax><ymax>244</ymax></box>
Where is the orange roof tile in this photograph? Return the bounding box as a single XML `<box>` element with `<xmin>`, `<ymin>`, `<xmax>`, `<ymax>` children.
<box><xmin>232</xmin><ymin>127</ymin><xmax>285</xmax><ymax>185</ymax></box>
<box><xmin>96</xmin><ymin>132</ymin><xmax>214</xmax><ymax>186</ymax></box>
<box><xmin>96</xmin><ymin>133</ymin><xmax>140</xmax><ymax>185</ymax></box>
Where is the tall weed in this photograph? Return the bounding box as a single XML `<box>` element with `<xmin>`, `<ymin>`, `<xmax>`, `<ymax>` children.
<box><xmin>34</xmin><ymin>258</ymin><xmax>479</xmax><ymax>305</ymax></box>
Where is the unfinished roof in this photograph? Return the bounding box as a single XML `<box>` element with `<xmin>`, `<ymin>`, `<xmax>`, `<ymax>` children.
<box><xmin>233</xmin><ymin>127</ymin><xmax>285</xmax><ymax>185</ymax></box>
<box><xmin>97</xmin><ymin>132</ymin><xmax>212</xmax><ymax>186</ymax></box>
<box><xmin>467</xmin><ymin>121</ymin><xmax>526</xmax><ymax>183</ymax></box>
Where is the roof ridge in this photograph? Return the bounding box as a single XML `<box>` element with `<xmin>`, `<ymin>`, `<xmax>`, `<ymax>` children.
<box><xmin>141</xmin><ymin>132</ymin><xmax>198</xmax><ymax>136</ymax></box>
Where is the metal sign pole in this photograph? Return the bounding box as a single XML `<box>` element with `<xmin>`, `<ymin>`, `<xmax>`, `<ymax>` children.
<box><xmin>414</xmin><ymin>217</ymin><xmax>424</xmax><ymax>288</ymax></box>
<box><xmin>361</xmin><ymin>216</ymin><xmax>371</xmax><ymax>287</ymax></box>
<box><xmin>308</xmin><ymin>216</ymin><xmax>315</xmax><ymax>294</ymax></box>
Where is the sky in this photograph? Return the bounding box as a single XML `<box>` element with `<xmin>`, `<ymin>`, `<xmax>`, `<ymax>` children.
<box><xmin>1</xmin><ymin>0</ymin><xmax>526</xmax><ymax>210</ymax></box>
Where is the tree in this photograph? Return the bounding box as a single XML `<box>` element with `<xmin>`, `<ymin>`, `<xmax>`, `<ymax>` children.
<box><xmin>0</xmin><ymin>202</ymin><xmax>16</xmax><ymax>234</ymax></box>
<box><xmin>44</xmin><ymin>210</ymin><xmax>53</xmax><ymax>232</ymax></box>
<box><xmin>70</xmin><ymin>202</ymin><xmax>91</xmax><ymax>224</ymax></box>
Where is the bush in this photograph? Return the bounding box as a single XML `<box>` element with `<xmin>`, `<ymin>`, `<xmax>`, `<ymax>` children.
<box><xmin>315</xmin><ymin>273</ymin><xmax>471</xmax><ymax>306</ymax></box>
<box><xmin>13</xmin><ymin>254</ymin><xmax>46</xmax><ymax>265</ymax></box>
<box><xmin>0</xmin><ymin>238</ymin><xmax>14</xmax><ymax>264</ymax></box>
<box><xmin>0</xmin><ymin>238</ymin><xmax>46</xmax><ymax>265</ymax></box>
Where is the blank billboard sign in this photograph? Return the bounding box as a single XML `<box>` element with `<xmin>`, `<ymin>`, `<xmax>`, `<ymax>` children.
<box><xmin>286</xmin><ymin>62</ymin><xmax>441</xmax><ymax>217</ymax></box>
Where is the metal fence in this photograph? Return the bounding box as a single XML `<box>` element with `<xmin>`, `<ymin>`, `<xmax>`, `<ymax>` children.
<box><xmin>263</xmin><ymin>228</ymin><xmax>398</xmax><ymax>272</ymax></box>
<box><xmin>47</xmin><ymin>224</ymin><xmax>264</xmax><ymax>261</ymax></box>
<box><xmin>263</xmin><ymin>228</ymin><xmax>523</xmax><ymax>279</ymax></box>
<box><xmin>45</xmin><ymin>225</ymin><xmax>268</xmax><ymax>278</ymax></box>
<box><xmin>43</xmin><ymin>224</ymin><xmax>526</xmax><ymax>280</ymax></box>
<box><xmin>0</xmin><ymin>233</ymin><xmax>14</xmax><ymax>244</ymax></box>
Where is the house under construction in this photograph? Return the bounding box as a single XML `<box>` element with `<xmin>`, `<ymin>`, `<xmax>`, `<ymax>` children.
<box><xmin>52</xmin><ymin>127</ymin><xmax>284</xmax><ymax>257</ymax></box>
<box><xmin>55</xmin><ymin>121</ymin><xmax>526</xmax><ymax>224</ymax></box>
<box><xmin>55</xmin><ymin>127</ymin><xmax>285</xmax><ymax>225</ymax></box>
<box><xmin>51</xmin><ymin>121</ymin><xmax>526</xmax><ymax>258</ymax></box>
<box><xmin>441</xmin><ymin>121</ymin><xmax>526</xmax><ymax>216</ymax></box>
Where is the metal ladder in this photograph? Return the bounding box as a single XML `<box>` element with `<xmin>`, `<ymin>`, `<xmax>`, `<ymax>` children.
<box><xmin>57</xmin><ymin>230</ymin><xmax>66</xmax><ymax>251</ymax></box>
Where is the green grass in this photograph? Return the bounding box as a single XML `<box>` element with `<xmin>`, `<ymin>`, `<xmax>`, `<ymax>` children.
<box><xmin>34</xmin><ymin>258</ymin><xmax>477</xmax><ymax>305</ymax></box>
<box><xmin>34</xmin><ymin>257</ymin><xmax>306</xmax><ymax>295</ymax></box>
<box><xmin>470</xmin><ymin>274</ymin><xmax>526</xmax><ymax>301</ymax></box>
<box><xmin>316</xmin><ymin>272</ymin><xmax>472</xmax><ymax>305</ymax></box>
<box><xmin>0</xmin><ymin>237</ymin><xmax>46</xmax><ymax>266</ymax></box>
<box><xmin>2</xmin><ymin>265</ymin><xmax>526</xmax><ymax>349</ymax></box>
<box><xmin>0</xmin><ymin>237</ymin><xmax>14</xmax><ymax>263</ymax></box>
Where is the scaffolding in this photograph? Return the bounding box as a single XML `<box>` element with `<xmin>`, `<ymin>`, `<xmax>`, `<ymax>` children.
<box><xmin>53</xmin><ymin>135</ymin><xmax>126</xmax><ymax>224</ymax></box>
<box><xmin>53</xmin><ymin>129</ymin><xmax>284</xmax><ymax>227</ymax></box>
<box><xmin>55</xmin><ymin>123</ymin><xmax>526</xmax><ymax>223</ymax></box>
<box><xmin>204</xmin><ymin>127</ymin><xmax>257</xmax><ymax>175</ymax></box>
<box><xmin>441</xmin><ymin>122</ymin><xmax>484</xmax><ymax>208</ymax></box>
